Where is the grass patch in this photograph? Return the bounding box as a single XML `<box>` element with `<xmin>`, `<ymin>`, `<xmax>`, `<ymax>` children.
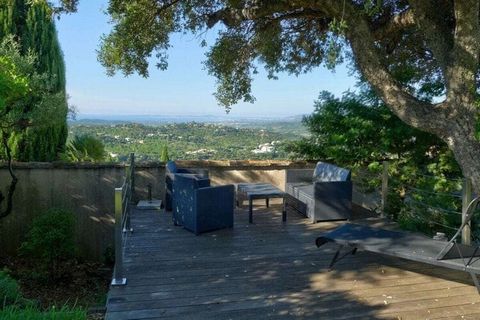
<box><xmin>0</xmin><ymin>305</ymin><xmax>86</xmax><ymax>320</ymax></box>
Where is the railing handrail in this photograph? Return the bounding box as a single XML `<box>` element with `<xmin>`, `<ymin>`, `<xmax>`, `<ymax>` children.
<box><xmin>112</xmin><ymin>152</ymin><xmax>135</xmax><ymax>286</ymax></box>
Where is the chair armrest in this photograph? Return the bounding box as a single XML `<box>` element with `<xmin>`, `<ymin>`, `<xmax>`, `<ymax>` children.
<box><xmin>286</xmin><ymin>169</ymin><xmax>314</xmax><ymax>184</ymax></box>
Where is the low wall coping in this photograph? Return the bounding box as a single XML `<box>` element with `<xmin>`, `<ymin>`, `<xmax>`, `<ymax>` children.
<box><xmin>0</xmin><ymin>160</ymin><xmax>318</xmax><ymax>170</ymax></box>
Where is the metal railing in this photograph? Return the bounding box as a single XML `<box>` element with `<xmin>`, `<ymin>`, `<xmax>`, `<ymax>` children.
<box><xmin>112</xmin><ymin>153</ymin><xmax>135</xmax><ymax>286</ymax></box>
<box><xmin>378</xmin><ymin>161</ymin><xmax>474</xmax><ymax>245</ymax></box>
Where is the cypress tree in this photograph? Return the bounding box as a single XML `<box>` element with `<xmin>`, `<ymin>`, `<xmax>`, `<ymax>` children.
<box><xmin>0</xmin><ymin>0</ymin><xmax>68</xmax><ymax>161</ymax></box>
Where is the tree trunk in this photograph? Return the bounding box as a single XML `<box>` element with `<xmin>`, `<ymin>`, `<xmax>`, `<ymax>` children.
<box><xmin>442</xmin><ymin>120</ymin><xmax>480</xmax><ymax>194</ymax></box>
<box><xmin>343</xmin><ymin>7</ymin><xmax>480</xmax><ymax>195</ymax></box>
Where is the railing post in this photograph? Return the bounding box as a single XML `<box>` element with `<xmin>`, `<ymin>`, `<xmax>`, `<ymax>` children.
<box><xmin>130</xmin><ymin>152</ymin><xmax>135</xmax><ymax>203</ymax></box>
<box><xmin>112</xmin><ymin>187</ymin><xmax>127</xmax><ymax>286</ymax></box>
<box><xmin>381</xmin><ymin>161</ymin><xmax>389</xmax><ymax>218</ymax></box>
<box><xmin>462</xmin><ymin>177</ymin><xmax>473</xmax><ymax>245</ymax></box>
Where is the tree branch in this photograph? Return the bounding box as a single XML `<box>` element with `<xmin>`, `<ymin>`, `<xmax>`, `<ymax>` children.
<box><xmin>338</xmin><ymin>2</ymin><xmax>448</xmax><ymax>135</ymax></box>
<box><xmin>372</xmin><ymin>9</ymin><xmax>416</xmax><ymax>41</ymax></box>
<box><xmin>408</xmin><ymin>0</ymin><xmax>454</xmax><ymax>77</ymax></box>
<box><xmin>444</xmin><ymin>0</ymin><xmax>480</xmax><ymax>108</ymax></box>
<box><xmin>0</xmin><ymin>131</ymin><xmax>18</xmax><ymax>219</ymax></box>
<box><xmin>202</xmin><ymin>0</ymin><xmax>467</xmax><ymax>135</ymax></box>
<box><xmin>155</xmin><ymin>0</ymin><xmax>181</xmax><ymax>15</ymax></box>
<box><xmin>207</xmin><ymin>2</ymin><xmax>299</xmax><ymax>28</ymax></box>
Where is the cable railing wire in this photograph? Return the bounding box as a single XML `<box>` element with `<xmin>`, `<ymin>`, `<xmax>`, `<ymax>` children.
<box><xmin>405</xmin><ymin>197</ymin><xmax>462</xmax><ymax>216</ymax></box>
<box><xmin>363</xmin><ymin>161</ymin><xmax>475</xmax><ymax>243</ymax></box>
<box><xmin>405</xmin><ymin>185</ymin><xmax>463</xmax><ymax>199</ymax></box>
<box><xmin>401</xmin><ymin>209</ymin><xmax>459</xmax><ymax>231</ymax></box>
<box><xmin>404</xmin><ymin>172</ymin><xmax>464</xmax><ymax>183</ymax></box>
<box><xmin>112</xmin><ymin>153</ymin><xmax>135</xmax><ymax>286</ymax></box>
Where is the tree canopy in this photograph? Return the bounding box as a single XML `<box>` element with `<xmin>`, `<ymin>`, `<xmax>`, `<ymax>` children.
<box><xmin>287</xmin><ymin>91</ymin><xmax>448</xmax><ymax>168</ymax></box>
<box><xmin>63</xmin><ymin>1</ymin><xmax>480</xmax><ymax>192</ymax></box>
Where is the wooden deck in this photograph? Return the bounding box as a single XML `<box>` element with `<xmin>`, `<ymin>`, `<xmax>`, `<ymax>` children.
<box><xmin>105</xmin><ymin>203</ymin><xmax>480</xmax><ymax>320</ymax></box>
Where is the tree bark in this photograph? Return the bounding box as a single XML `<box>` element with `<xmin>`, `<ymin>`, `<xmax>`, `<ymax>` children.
<box><xmin>0</xmin><ymin>131</ymin><xmax>18</xmax><ymax>219</ymax></box>
<box><xmin>340</xmin><ymin>1</ymin><xmax>480</xmax><ymax>193</ymax></box>
<box><xmin>442</xmin><ymin>115</ymin><xmax>480</xmax><ymax>192</ymax></box>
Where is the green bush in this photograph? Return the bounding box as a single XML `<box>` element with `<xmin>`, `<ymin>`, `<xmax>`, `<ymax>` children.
<box><xmin>20</xmin><ymin>208</ymin><xmax>76</xmax><ymax>279</ymax></box>
<box><xmin>160</xmin><ymin>144</ymin><xmax>169</xmax><ymax>162</ymax></box>
<box><xmin>0</xmin><ymin>305</ymin><xmax>86</xmax><ymax>320</ymax></box>
<box><xmin>0</xmin><ymin>269</ymin><xmax>21</xmax><ymax>307</ymax></box>
<box><xmin>62</xmin><ymin>135</ymin><xmax>106</xmax><ymax>162</ymax></box>
<box><xmin>0</xmin><ymin>269</ymin><xmax>33</xmax><ymax>309</ymax></box>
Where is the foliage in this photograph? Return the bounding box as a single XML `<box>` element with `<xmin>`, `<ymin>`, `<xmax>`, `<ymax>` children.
<box><xmin>62</xmin><ymin>135</ymin><xmax>106</xmax><ymax>162</ymax></box>
<box><xmin>288</xmin><ymin>89</ymin><xmax>468</xmax><ymax>237</ymax></box>
<box><xmin>0</xmin><ymin>305</ymin><xmax>86</xmax><ymax>320</ymax></box>
<box><xmin>0</xmin><ymin>37</ymin><xmax>43</xmax><ymax>218</ymax></box>
<box><xmin>159</xmin><ymin>144</ymin><xmax>169</xmax><ymax>162</ymax></box>
<box><xmin>49</xmin><ymin>0</ymin><xmax>79</xmax><ymax>14</ymax></box>
<box><xmin>0</xmin><ymin>55</ymin><xmax>29</xmax><ymax>111</ymax></box>
<box><xmin>92</xmin><ymin>1</ymin><xmax>444</xmax><ymax>108</ymax></box>
<box><xmin>1</xmin><ymin>269</ymin><xmax>86</xmax><ymax>318</ymax></box>
<box><xmin>0</xmin><ymin>269</ymin><xmax>22</xmax><ymax>307</ymax></box>
<box><xmin>20</xmin><ymin>208</ymin><xmax>76</xmax><ymax>279</ymax></box>
<box><xmin>69</xmin><ymin>121</ymin><xmax>294</xmax><ymax>161</ymax></box>
<box><xmin>287</xmin><ymin>91</ymin><xmax>445</xmax><ymax>168</ymax></box>
<box><xmin>0</xmin><ymin>269</ymin><xmax>33</xmax><ymax>309</ymax></box>
<box><xmin>0</xmin><ymin>0</ymin><xmax>68</xmax><ymax>162</ymax></box>
<box><xmin>91</xmin><ymin>1</ymin><xmax>480</xmax><ymax>195</ymax></box>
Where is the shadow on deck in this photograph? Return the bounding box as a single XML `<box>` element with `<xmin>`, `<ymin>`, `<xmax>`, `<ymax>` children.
<box><xmin>105</xmin><ymin>202</ymin><xmax>480</xmax><ymax>320</ymax></box>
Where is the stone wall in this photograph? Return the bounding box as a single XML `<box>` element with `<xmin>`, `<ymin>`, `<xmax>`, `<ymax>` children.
<box><xmin>0</xmin><ymin>160</ymin><xmax>316</xmax><ymax>261</ymax></box>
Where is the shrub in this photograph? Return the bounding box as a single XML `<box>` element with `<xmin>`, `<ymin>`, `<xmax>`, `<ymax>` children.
<box><xmin>62</xmin><ymin>135</ymin><xmax>106</xmax><ymax>162</ymax></box>
<box><xmin>160</xmin><ymin>144</ymin><xmax>169</xmax><ymax>162</ymax></box>
<box><xmin>0</xmin><ymin>269</ymin><xmax>33</xmax><ymax>309</ymax></box>
<box><xmin>0</xmin><ymin>269</ymin><xmax>21</xmax><ymax>307</ymax></box>
<box><xmin>20</xmin><ymin>208</ymin><xmax>76</xmax><ymax>279</ymax></box>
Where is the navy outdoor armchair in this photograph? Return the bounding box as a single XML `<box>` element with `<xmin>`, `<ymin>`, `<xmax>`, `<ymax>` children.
<box><xmin>172</xmin><ymin>174</ymin><xmax>234</xmax><ymax>235</ymax></box>
<box><xmin>165</xmin><ymin>160</ymin><xmax>208</xmax><ymax>211</ymax></box>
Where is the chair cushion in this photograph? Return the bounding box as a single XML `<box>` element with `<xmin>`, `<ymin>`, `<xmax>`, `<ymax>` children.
<box><xmin>313</xmin><ymin>161</ymin><xmax>351</xmax><ymax>182</ymax></box>
<box><xmin>166</xmin><ymin>160</ymin><xmax>178</xmax><ymax>173</ymax></box>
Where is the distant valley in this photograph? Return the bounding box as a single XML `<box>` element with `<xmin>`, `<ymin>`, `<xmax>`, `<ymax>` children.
<box><xmin>68</xmin><ymin>116</ymin><xmax>308</xmax><ymax>161</ymax></box>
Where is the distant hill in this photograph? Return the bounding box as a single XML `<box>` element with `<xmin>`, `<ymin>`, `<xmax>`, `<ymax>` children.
<box><xmin>68</xmin><ymin>120</ymin><xmax>307</xmax><ymax>161</ymax></box>
<box><xmin>70</xmin><ymin>114</ymin><xmax>307</xmax><ymax>125</ymax></box>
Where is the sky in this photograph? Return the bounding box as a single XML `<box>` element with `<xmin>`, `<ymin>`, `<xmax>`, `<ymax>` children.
<box><xmin>56</xmin><ymin>1</ymin><xmax>357</xmax><ymax>117</ymax></box>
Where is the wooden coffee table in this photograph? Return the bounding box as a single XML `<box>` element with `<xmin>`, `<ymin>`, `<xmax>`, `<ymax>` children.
<box><xmin>236</xmin><ymin>183</ymin><xmax>286</xmax><ymax>224</ymax></box>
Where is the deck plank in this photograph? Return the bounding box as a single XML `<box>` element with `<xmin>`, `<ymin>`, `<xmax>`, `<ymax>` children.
<box><xmin>105</xmin><ymin>205</ymin><xmax>480</xmax><ymax>320</ymax></box>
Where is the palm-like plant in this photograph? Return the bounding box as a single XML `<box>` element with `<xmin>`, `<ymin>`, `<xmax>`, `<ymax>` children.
<box><xmin>63</xmin><ymin>135</ymin><xmax>106</xmax><ymax>162</ymax></box>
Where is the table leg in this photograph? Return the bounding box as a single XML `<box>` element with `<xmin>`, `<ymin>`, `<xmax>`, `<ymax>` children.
<box><xmin>266</xmin><ymin>198</ymin><xmax>269</xmax><ymax>208</ymax></box>
<box><xmin>282</xmin><ymin>197</ymin><xmax>287</xmax><ymax>222</ymax></box>
<box><xmin>249</xmin><ymin>198</ymin><xmax>253</xmax><ymax>224</ymax></box>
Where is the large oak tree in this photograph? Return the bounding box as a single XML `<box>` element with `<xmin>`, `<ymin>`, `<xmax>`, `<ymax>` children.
<box><xmin>63</xmin><ymin>1</ymin><xmax>480</xmax><ymax>192</ymax></box>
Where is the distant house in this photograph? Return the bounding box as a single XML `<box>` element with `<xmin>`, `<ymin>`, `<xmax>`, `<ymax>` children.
<box><xmin>251</xmin><ymin>141</ymin><xmax>281</xmax><ymax>154</ymax></box>
<box><xmin>186</xmin><ymin>149</ymin><xmax>217</xmax><ymax>155</ymax></box>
